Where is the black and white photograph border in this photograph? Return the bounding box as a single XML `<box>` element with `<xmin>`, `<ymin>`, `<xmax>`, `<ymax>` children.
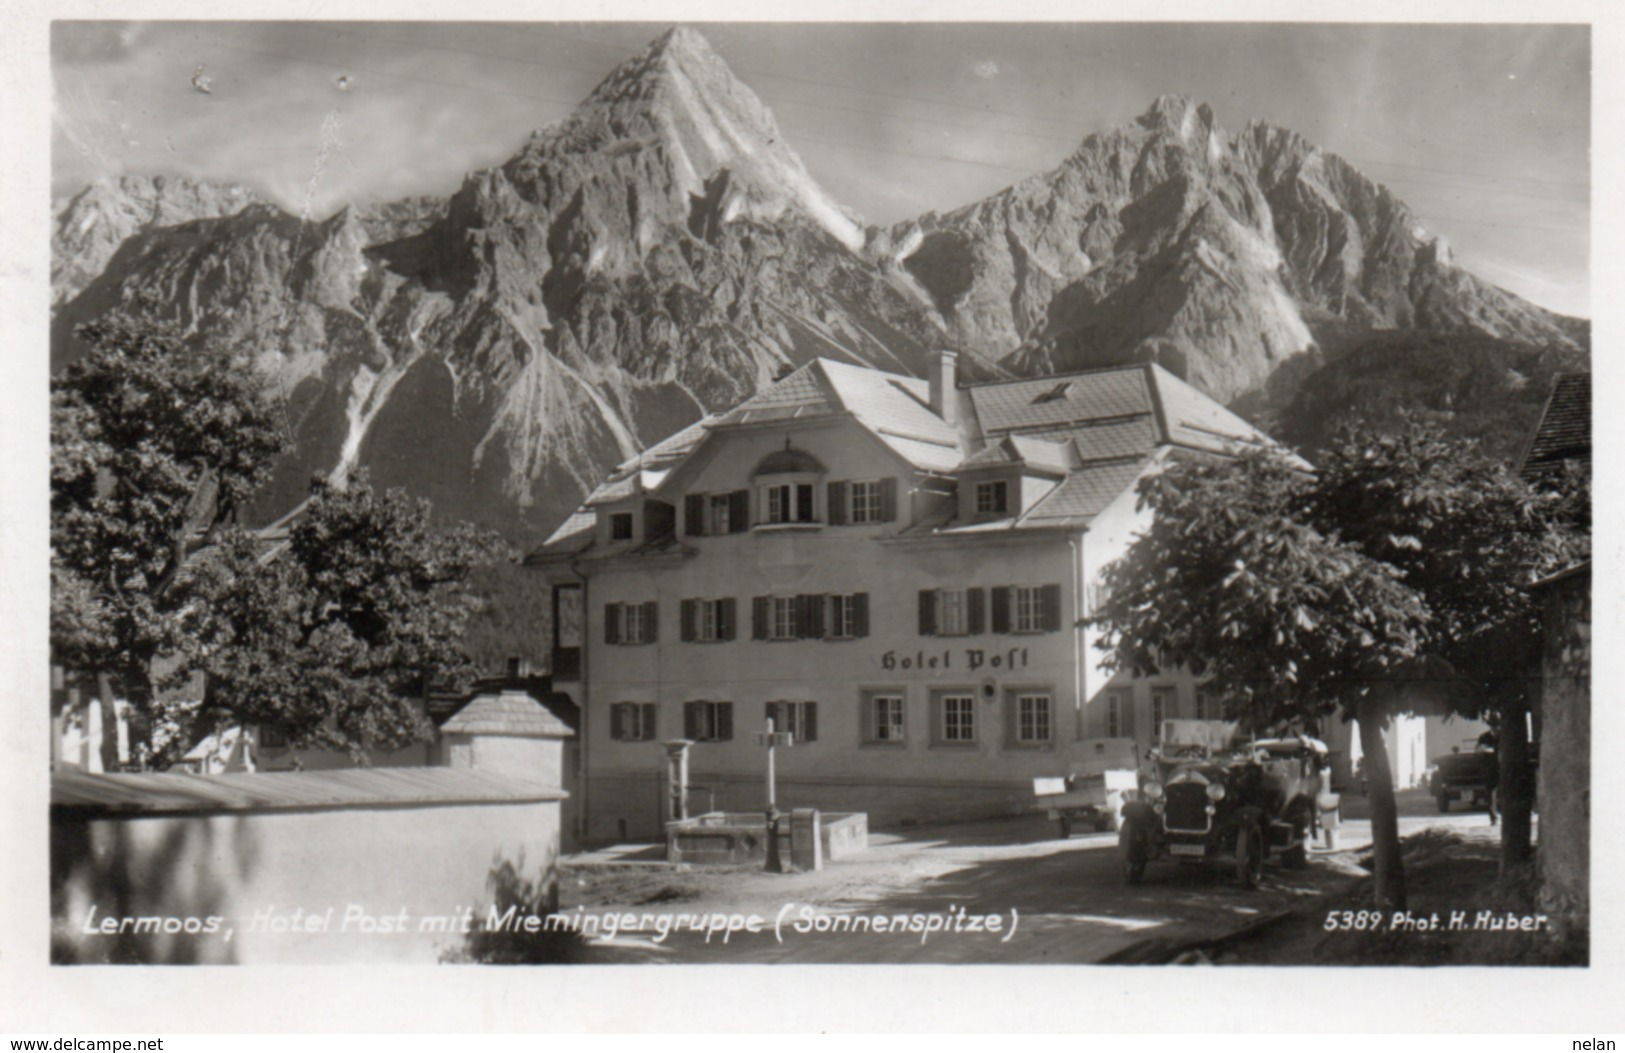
<box><xmin>3</xmin><ymin>0</ymin><xmax>1623</xmax><ymax>1035</ymax></box>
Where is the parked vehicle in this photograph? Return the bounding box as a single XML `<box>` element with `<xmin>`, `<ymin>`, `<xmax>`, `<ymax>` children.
<box><xmin>1032</xmin><ymin>738</ymin><xmax>1139</xmax><ymax>837</ymax></box>
<box><xmin>1429</xmin><ymin>745</ymin><xmax>1496</xmax><ymax>813</ymax></box>
<box><xmin>1119</xmin><ymin>721</ymin><xmax>1329</xmax><ymax>889</ymax></box>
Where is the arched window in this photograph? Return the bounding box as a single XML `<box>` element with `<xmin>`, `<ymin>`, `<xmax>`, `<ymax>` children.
<box><xmin>752</xmin><ymin>444</ymin><xmax>826</xmax><ymax>525</ymax></box>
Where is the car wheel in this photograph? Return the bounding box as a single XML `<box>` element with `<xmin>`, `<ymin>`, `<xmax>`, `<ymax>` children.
<box><xmin>1437</xmin><ymin>794</ymin><xmax>1450</xmax><ymax>814</ymax></box>
<box><xmin>1094</xmin><ymin>817</ymin><xmax>1111</xmax><ymax>833</ymax></box>
<box><xmin>1058</xmin><ymin>816</ymin><xmax>1072</xmax><ymax>840</ymax></box>
<box><xmin>1236</xmin><ymin>821</ymin><xmax>1264</xmax><ymax>890</ymax></box>
<box><xmin>1120</xmin><ymin>817</ymin><xmax>1148</xmax><ymax>885</ymax></box>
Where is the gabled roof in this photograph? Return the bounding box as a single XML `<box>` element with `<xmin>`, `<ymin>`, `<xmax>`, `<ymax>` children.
<box><xmin>1521</xmin><ymin>372</ymin><xmax>1590</xmax><ymax>480</ymax></box>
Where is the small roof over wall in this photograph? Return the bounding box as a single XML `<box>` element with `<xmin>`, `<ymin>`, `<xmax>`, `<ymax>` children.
<box><xmin>52</xmin><ymin>767</ymin><xmax>566</xmax><ymax>815</ymax></box>
<box><xmin>441</xmin><ymin>689</ymin><xmax>575</xmax><ymax>739</ymax></box>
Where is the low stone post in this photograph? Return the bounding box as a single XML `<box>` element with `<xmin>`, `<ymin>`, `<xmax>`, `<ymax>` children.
<box><xmin>790</xmin><ymin>808</ymin><xmax>823</xmax><ymax>872</ymax></box>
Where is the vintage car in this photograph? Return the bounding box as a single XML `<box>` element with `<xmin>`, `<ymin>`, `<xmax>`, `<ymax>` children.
<box><xmin>1429</xmin><ymin>745</ymin><xmax>1496</xmax><ymax>813</ymax></box>
<box><xmin>1119</xmin><ymin>721</ymin><xmax>1330</xmax><ymax>889</ymax></box>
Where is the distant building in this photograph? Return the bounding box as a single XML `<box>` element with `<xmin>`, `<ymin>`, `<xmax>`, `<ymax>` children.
<box><xmin>527</xmin><ymin>352</ymin><xmax>1293</xmax><ymax>842</ymax></box>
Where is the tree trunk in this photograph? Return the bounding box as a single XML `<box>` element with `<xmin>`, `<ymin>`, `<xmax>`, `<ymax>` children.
<box><xmin>1500</xmin><ymin>694</ymin><xmax>1535</xmax><ymax>872</ymax></box>
<box><xmin>1357</xmin><ymin>695</ymin><xmax>1407</xmax><ymax>910</ymax></box>
<box><xmin>94</xmin><ymin>672</ymin><xmax>120</xmax><ymax>773</ymax></box>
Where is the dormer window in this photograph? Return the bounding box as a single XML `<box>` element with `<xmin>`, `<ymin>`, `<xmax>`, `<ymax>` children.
<box><xmin>753</xmin><ymin>443</ymin><xmax>826</xmax><ymax>527</ymax></box>
<box><xmin>975</xmin><ymin>480</ymin><xmax>1009</xmax><ymax>516</ymax></box>
<box><xmin>609</xmin><ymin>512</ymin><xmax>635</xmax><ymax>541</ymax></box>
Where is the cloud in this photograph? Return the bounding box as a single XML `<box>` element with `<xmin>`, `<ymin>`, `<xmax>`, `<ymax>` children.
<box><xmin>972</xmin><ymin>60</ymin><xmax>999</xmax><ymax>80</ymax></box>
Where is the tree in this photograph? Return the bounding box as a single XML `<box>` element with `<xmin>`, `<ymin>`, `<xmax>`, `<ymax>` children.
<box><xmin>1091</xmin><ymin>446</ymin><xmax>1430</xmax><ymax>907</ymax></box>
<box><xmin>51</xmin><ymin>322</ymin><xmax>288</xmax><ymax>767</ymax></box>
<box><xmin>1092</xmin><ymin>422</ymin><xmax>1584</xmax><ymax>905</ymax></box>
<box><xmin>179</xmin><ymin>475</ymin><xmax>506</xmax><ymax>759</ymax></box>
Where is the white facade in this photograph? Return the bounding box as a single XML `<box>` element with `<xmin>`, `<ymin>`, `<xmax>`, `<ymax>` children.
<box><xmin>530</xmin><ymin>354</ymin><xmax>1282</xmax><ymax>842</ymax></box>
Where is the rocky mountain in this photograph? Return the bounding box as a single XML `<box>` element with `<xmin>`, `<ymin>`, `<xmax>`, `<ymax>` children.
<box><xmin>51</xmin><ymin>28</ymin><xmax>961</xmax><ymax>546</ymax></box>
<box><xmin>52</xmin><ymin>174</ymin><xmax>264</xmax><ymax>307</ymax></box>
<box><xmin>52</xmin><ymin>30</ymin><xmax>1586</xmax><ymax>547</ymax></box>
<box><xmin>882</xmin><ymin>96</ymin><xmax>1582</xmax><ymax>404</ymax></box>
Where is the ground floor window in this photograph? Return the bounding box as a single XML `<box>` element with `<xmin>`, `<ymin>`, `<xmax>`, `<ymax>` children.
<box><xmin>1151</xmin><ymin>686</ymin><xmax>1176</xmax><ymax>738</ymax></box>
<box><xmin>611</xmin><ymin>702</ymin><xmax>658</xmax><ymax>741</ymax></box>
<box><xmin>766</xmin><ymin>700</ymin><xmax>818</xmax><ymax>743</ymax></box>
<box><xmin>1194</xmin><ymin>689</ymin><xmax>1217</xmax><ymax>721</ymax></box>
<box><xmin>1015</xmin><ymin>693</ymin><xmax>1053</xmax><ymax>744</ymax></box>
<box><xmin>864</xmin><ymin>691</ymin><xmax>906</xmax><ymax>745</ymax></box>
<box><xmin>938</xmin><ymin>693</ymin><xmax>976</xmax><ymax>744</ymax></box>
<box><xmin>683</xmin><ymin>700</ymin><xmax>733</xmax><ymax>742</ymax></box>
<box><xmin>1105</xmin><ymin>689</ymin><xmax>1131</xmax><ymax>738</ymax></box>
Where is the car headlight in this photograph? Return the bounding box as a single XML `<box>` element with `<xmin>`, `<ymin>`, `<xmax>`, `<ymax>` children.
<box><xmin>1206</xmin><ymin>782</ymin><xmax>1226</xmax><ymax>801</ymax></box>
<box><xmin>1143</xmin><ymin>780</ymin><xmax>1164</xmax><ymax>800</ymax></box>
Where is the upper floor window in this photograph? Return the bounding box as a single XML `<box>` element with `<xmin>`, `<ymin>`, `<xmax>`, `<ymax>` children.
<box><xmin>764</xmin><ymin>482</ymin><xmax>817</xmax><ymax>524</ymax></box>
<box><xmin>683</xmin><ymin>700</ymin><xmax>733</xmax><ymax>742</ymax></box>
<box><xmin>605</xmin><ymin>601</ymin><xmax>658</xmax><ymax>645</ymax></box>
<box><xmin>988</xmin><ymin>584</ymin><xmax>1061</xmax><ymax>634</ymax></box>
<box><xmin>685</xmin><ymin>491</ymin><xmax>749</xmax><ymax>536</ymax></box>
<box><xmin>610</xmin><ymin>702</ymin><xmax>658</xmax><ymax>741</ymax></box>
<box><xmin>828</xmin><ymin>478</ymin><xmax>898</xmax><ymax>526</ymax></box>
<box><xmin>609</xmin><ymin>512</ymin><xmax>634</xmax><ymax>541</ymax></box>
<box><xmin>828</xmin><ymin>593</ymin><xmax>869</xmax><ymax>639</ymax></box>
<box><xmin>918</xmin><ymin>587</ymin><xmax>986</xmax><ymax>636</ymax></box>
<box><xmin>752</xmin><ymin>593</ymin><xmax>866</xmax><ymax>641</ymax></box>
<box><xmin>680</xmin><ymin>598</ymin><xmax>737</xmax><ymax>642</ymax></box>
<box><xmin>765</xmin><ymin>700</ymin><xmax>818</xmax><ymax>744</ymax></box>
<box><xmin>975</xmin><ymin>480</ymin><xmax>1009</xmax><ymax>516</ymax></box>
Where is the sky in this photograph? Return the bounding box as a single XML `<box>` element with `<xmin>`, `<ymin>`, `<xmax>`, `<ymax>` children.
<box><xmin>51</xmin><ymin>20</ymin><xmax>1591</xmax><ymax>317</ymax></box>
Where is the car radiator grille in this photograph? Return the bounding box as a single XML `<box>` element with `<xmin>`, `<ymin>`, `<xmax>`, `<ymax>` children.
<box><xmin>1164</xmin><ymin>783</ymin><xmax>1210</xmax><ymax>832</ymax></box>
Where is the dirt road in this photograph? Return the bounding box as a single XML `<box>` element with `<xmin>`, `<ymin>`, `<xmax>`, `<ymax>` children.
<box><xmin>561</xmin><ymin>791</ymin><xmax>1497</xmax><ymax>963</ymax></box>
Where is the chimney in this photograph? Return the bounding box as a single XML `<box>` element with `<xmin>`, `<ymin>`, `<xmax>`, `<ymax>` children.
<box><xmin>929</xmin><ymin>350</ymin><xmax>958</xmax><ymax>424</ymax></box>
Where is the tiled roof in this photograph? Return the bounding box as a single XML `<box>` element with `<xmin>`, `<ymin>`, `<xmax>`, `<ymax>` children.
<box><xmin>441</xmin><ymin>690</ymin><xmax>575</xmax><ymax>738</ymax></box>
<box><xmin>1150</xmin><ymin>367</ymin><xmax>1281</xmax><ymax>457</ymax></box>
<box><xmin>714</xmin><ymin>361</ymin><xmax>839</xmax><ymax>425</ymax></box>
<box><xmin>1521</xmin><ymin>372</ymin><xmax>1591</xmax><ymax>479</ymax></box>
<box><xmin>52</xmin><ymin>767</ymin><xmax>565</xmax><ymax>814</ymax></box>
<box><xmin>971</xmin><ymin>368</ymin><xmax>1153</xmax><ymax>436</ymax></box>
<box><xmin>528</xmin><ymin>356</ymin><xmax>1295</xmax><ymax>555</ymax></box>
<box><xmin>1024</xmin><ymin>456</ymin><xmax>1154</xmax><ymax>526</ymax></box>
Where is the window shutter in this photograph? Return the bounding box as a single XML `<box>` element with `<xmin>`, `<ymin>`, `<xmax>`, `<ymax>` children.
<box><xmin>685</xmin><ymin>493</ymin><xmax>705</xmax><ymax>536</ymax></box>
<box><xmin>717</xmin><ymin>703</ymin><xmax>734</xmax><ymax>742</ymax></box>
<box><xmin>765</xmin><ymin>700</ymin><xmax>781</xmax><ymax>732</ymax></box>
<box><xmin>804</xmin><ymin>702</ymin><xmax>818</xmax><ymax>743</ymax></box>
<box><xmin>642</xmin><ymin>703</ymin><xmax>658</xmax><ymax>741</ymax></box>
<box><xmin>643</xmin><ymin>601</ymin><xmax>659</xmax><ymax>642</ymax></box>
<box><xmin>605</xmin><ymin>603</ymin><xmax>622</xmax><ymax>645</ymax></box>
<box><xmin>683</xmin><ymin>702</ymin><xmax>700</xmax><ymax>740</ymax></box>
<box><xmin>798</xmin><ymin>594</ymin><xmax>825</xmax><ymax>639</ymax></box>
<box><xmin>797</xmin><ymin>483</ymin><xmax>815</xmax><ymax>522</ymax></box>
<box><xmin>827</xmin><ymin>481</ymin><xmax>848</xmax><ymax>526</ymax></box>
<box><xmin>918</xmin><ymin>590</ymin><xmax>937</xmax><ymax>636</ymax></box>
<box><xmin>1041</xmin><ymin>584</ymin><xmax>1062</xmax><ymax>632</ymax></box>
<box><xmin>680</xmin><ymin>599</ymin><xmax>696</xmax><ymax>642</ymax></box>
<box><xmin>990</xmin><ymin>587</ymin><xmax>1011</xmax><ymax>634</ymax></box>
<box><xmin>720</xmin><ymin>597</ymin><xmax>737</xmax><ymax>641</ymax></box>
<box><xmin>967</xmin><ymin>587</ymin><xmax>986</xmax><ymax>635</ymax></box>
<box><xmin>853</xmin><ymin>593</ymin><xmax>870</xmax><ymax>638</ymax></box>
<box><xmin>752</xmin><ymin>596</ymin><xmax>769</xmax><ymax>640</ymax></box>
<box><xmin>610</xmin><ymin>703</ymin><xmax>625</xmax><ymax>741</ymax></box>
<box><xmin>729</xmin><ymin>490</ymin><xmax>749</xmax><ymax>532</ymax></box>
<box><xmin>879</xmin><ymin>477</ymin><xmax>898</xmax><ymax>522</ymax></box>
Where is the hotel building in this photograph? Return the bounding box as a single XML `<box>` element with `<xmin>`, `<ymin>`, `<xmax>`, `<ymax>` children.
<box><xmin>527</xmin><ymin>352</ymin><xmax>1283</xmax><ymax>842</ymax></box>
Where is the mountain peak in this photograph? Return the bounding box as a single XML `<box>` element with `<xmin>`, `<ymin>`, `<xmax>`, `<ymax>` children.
<box><xmin>1137</xmin><ymin>94</ymin><xmax>1219</xmax><ymax>139</ymax></box>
